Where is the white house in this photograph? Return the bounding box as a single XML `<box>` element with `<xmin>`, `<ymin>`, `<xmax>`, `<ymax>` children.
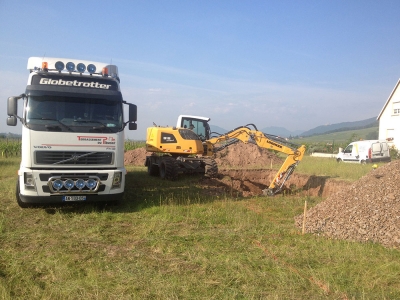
<box><xmin>378</xmin><ymin>79</ymin><xmax>400</xmax><ymax>150</ymax></box>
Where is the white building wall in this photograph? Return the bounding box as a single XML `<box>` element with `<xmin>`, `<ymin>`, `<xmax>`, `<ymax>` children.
<box><xmin>378</xmin><ymin>81</ymin><xmax>400</xmax><ymax>150</ymax></box>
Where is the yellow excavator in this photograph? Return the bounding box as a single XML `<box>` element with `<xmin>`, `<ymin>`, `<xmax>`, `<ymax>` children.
<box><xmin>145</xmin><ymin>115</ymin><xmax>306</xmax><ymax>196</ymax></box>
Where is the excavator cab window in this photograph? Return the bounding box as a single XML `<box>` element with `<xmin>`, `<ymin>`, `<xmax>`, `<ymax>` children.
<box><xmin>182</xmin><ymin>118</ymin><xmax>208</xmax><ymax>141</ymax></box>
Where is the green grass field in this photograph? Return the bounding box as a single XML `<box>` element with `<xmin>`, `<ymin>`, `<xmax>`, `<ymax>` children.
<box><xmin>0</xmin><ymin>156</ymin><xmax>399</xmax><ymax>299</ymax></box>
<box><xmin>291</xmin><ymin>126</ymin><xmax>379</xmax><ymax>144</ymax></box>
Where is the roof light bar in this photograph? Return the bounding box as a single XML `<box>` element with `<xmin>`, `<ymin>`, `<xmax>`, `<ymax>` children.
<box><xmin>27</xmin><ymin>57</ymin><xmax>119</xmax><ymax>78</ymax></box>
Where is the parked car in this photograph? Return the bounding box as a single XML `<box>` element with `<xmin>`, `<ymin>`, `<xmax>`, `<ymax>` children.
<box><xmin>336</xmin><ymin>140</ymin><xmax>391</xmax><ymax>164</ymax></box>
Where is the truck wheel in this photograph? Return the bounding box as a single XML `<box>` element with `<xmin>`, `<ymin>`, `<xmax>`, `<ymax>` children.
<box><xmin>147</xmin><ymin>164</ymin><xmax>160</xmax><ymax>176</ymax></box>
<box><xmin>204</xmin><ymin>158</ymin><xmax>218</xmax><ymax>178</ymax></box>
<box><xmin>336</xmin><ymin>158</ymin><xmax>342</xmax><ymax>163</ymax></box>
<box><xmin>159</xmin><ymin>157</ymin><xmax>178</xmax><ymax>180</ymax></box>
<box><xmin>16</xmin><ymin>179</ymin><xmax>30</xmax><ymax>208</ymax></box>
<box><xmin>360</xmin><ymin>160</ymin><xmax>366</xmax><ymax>164</ymax></box>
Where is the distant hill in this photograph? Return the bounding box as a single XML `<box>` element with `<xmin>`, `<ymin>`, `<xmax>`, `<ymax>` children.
<box><xmin>210</xmin><ymin>125</ymin><xmax>228</xmax><ymax>135</ymax></box>
<box><xmin>291</xmin><ymin>126</ymin><xmax>379</xmax><ymax>144</ymax></box>
<box><xmin>300</xmin><ymin>117</ymin><xmax>377</xmax><ymax>137</ymax></box>
<box><xmin>210</xmin><ymin>125</ymin><xmax>303</xmax><ymax>138</ymax></box>
<box><xmin>209</xmin><ymin>117</ymin><xmax>378</xmax><ymax>139</ymax></box>
<box><xmin>261</xmin><ymin>126</ymin><xmax>303</xmax><ymax>138</ymax></box>
<box><xmin>0</xmin><ymin>132</ymin><xmax>22</xmax><ymax>138</ymax></box>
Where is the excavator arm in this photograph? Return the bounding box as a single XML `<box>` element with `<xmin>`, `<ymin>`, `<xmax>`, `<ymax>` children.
<box><xmin>204</xmin><ymin>125</ymin><xmax>306</xmax><ymax>196</ymax></box>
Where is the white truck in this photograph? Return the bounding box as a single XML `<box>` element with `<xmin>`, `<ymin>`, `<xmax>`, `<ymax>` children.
<box><xmin>7</xmin><ymin>57</ymin><xmax>137</xmax><ymax>207</ymax></box>
<box><xmin>336</xmin><ymin>140</ymin><xmax>391</xmax><ymax>164</ymax></box>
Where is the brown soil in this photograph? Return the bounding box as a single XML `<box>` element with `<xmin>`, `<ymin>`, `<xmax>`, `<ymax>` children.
<box><xmin>213</xmin><ymin>143</ymin><xmax>283</xmax><ymax>168</ymax></box>
<box><xmin>125</xmin><ymin>144</ymin><xmax>400</xmax><ymax>249</ymax></box>
<box><xmin>124</xmin><ymin>147</ymin><xmax>149</xmax><ymax>166</ymax></box>
<box><xmin>123</xmin><ymin>143</ymin><xmax>283</xmax><ymax>167</ymax></box>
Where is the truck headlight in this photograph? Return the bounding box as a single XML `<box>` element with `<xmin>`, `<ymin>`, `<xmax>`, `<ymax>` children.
<box><xmin>24</xmin><ymin>173</ymin><xmax>36</xmax><ymax>191</ymax></box>
<box><xmin>86</xmin><ymin>178</ymin><xmax>97</xmax><ymax>190</ymax></box>
<box><xmin>63</xmin><ymin>179</ymin><xmax>75</xmax><ymax>190</ymax></box>
<box><xmin>55</xmin><ymin>61</ymin><xmax>65</xmax><ymax>71</ymax></box>
<box><xmin>66</xmin><ymin>62</ymin><xmax>75</xmax><ymax>72</ymax></box>
<box><xmin>52</xmin><ymin>179</ymin><xmax>63</xmax><ymax>191</ymax></box>
<box><xmin>76</xmin><ymin>63</ymin><xmax>86</xmax><ymax>73</ymax></box>
<box><xmin>87</xmin><ymin>64</ymin><xmax>96</xmax><ymax>74</ymax></box>
<box><xmin>75</xmin><ymin>179</ymin><xmax>86</xmax><ymax>190</ymax></box>
<box><xmin>112</xmin><ymin>172</ymin><xmax>122</xmax><ymax>189</ymax></box>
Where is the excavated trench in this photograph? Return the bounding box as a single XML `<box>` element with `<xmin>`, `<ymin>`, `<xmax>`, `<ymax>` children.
<box><xmin>124</xmin><ymin>145</ymin><xmax>350</xmax><ymax>198</ymax></box>
<box><xmin>199</xmin><ymin>169</ymin><xmax>350</xmax><ymax>198</ymax></box>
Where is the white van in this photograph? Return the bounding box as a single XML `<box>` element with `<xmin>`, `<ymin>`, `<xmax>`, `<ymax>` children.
<box><xmin>336</xmin><ymin>140</ymin><xmax>391</xmax><ymax>164</ymax></box>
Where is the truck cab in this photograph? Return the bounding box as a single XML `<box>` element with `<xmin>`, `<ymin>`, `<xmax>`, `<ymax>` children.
<box><xmin>7</xmin><ymin>57</ymin><xmax>137</xmax><ymax>207</ymax></box>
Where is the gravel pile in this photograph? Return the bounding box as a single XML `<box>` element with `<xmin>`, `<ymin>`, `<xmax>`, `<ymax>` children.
<box><xmin>294</xmin><ymin>160</ymin><xmax>400</xmax><ymax>249</ymax></box>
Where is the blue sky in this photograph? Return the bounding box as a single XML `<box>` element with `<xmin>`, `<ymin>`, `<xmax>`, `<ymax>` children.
<box><xmin>1</xmin><ymin>0</ymin><xmax>400</xmax><ymax>139</ymax></box>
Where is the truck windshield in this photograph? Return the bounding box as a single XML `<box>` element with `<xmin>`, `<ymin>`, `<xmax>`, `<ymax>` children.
<box><xmin>26</xmin><ymin>96</ymin><xmax>123</xmax><ymax>133</ymax></box>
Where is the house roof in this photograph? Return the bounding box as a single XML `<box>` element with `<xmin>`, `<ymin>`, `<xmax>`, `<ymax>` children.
<box><xmin>377</xmin><ymin>78</ymin><xmax>400</xmax><ymax>120</ymax></box>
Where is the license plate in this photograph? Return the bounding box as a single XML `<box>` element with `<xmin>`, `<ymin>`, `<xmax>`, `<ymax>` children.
<box><xmin>62</xmin><ymin>195</ymin><xmax>87</xmax><ymax>202</ymax></box>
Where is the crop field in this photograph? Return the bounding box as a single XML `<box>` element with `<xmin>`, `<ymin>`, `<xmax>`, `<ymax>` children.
<box><xmin>0</xmin><ymin>138</ymin><xmax>21</xmax><ymax>158</ymax></box>
<box><xmin>291</xmin><ymin>126</ymin><xmax>379</xmax><ymax>144</ymax></box>
<box><xmin>0</xmin><ymin>156</ymin><xmax>399</xmax><ymax>299</ymax></box>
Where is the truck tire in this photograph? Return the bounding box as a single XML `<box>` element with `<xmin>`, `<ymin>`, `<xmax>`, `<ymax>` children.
<box><xmin>204</xmin><ymin>158</ymin><xmax>218</xmax><ymax>178</ymax></box>
<box><xmin>147</xmin><ymin>163</ymin><xmax>160</xmax><ymax>176</ymax></box>
<box><xmin>336</xmin><ymin>158</ymin><xmax>342</xmax><ymax>163</ymax></box>
<box><xmin>159</xmin><ymin>157</ymin><xmax>178</xmax><ymax>180</ymax></box>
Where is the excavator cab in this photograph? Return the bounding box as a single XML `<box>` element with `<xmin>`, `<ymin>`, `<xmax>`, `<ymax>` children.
<box><xmin>176</xmin><ymin>115</ymin><xmax>211</xmax><ymax>141</ymax></box>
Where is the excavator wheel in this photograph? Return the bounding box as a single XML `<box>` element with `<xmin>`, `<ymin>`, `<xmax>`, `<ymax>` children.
<box><xmin>204</xmin><ymin>158</ymin><xmax>218</xmax><ymax>178</ymax></box>
<box><xmin>159</xmin><ymin>157</ymin><xmax>178</xmax><ymax>180</ymax></box>
<box><xmin>147</xmin><ymin>163</ymin><xmax>160</xmax><ymax>176</ymax></box>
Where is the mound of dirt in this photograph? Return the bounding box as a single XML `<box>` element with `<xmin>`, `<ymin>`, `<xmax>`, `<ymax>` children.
<box><xmin>124</xmin><ymin>147</ymin><xmax>148</xmax><ymax>166</ymax></box>
<box><xmin>124</xmin><ymin>143</ymin><xmax>283</xmax><ymax>167</ymax></box>
<box><xmin>213</xmin><ymin>143</ymin><xmax>282</xmax><ymax>168</ymax></box>
<box><xmin>294</xmin><ymin>160</ymin><xmax>400</xmax><ymax>249</ymax></box>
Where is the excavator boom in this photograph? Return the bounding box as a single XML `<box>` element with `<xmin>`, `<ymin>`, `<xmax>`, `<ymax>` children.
<box><xmin>204</xmin><ymin>125</ymin><xmax>305</xmax><ymax>195</ymax></box>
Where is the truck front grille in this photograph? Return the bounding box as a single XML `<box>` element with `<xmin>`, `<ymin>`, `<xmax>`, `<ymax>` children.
<box><xmin>35</xmin><ymin>151</ymin><xmax>113</xmax><ymax>165</ymax></box>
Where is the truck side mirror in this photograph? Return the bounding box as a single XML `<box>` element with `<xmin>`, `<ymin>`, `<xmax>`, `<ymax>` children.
<box><xmin>7</xmin><ymin>116</ymin><xmax>17</xmax><ymax>126</ymax></box>
<box><xmin>7</xmin><ymin>97</ymin><xmax>18</xmax><ymax>116</ymax></box>
<box><xmin>129</xmin><ymin>123</ymin><xmax>137</xmax><ymax>130</ymax></box>
<box><xmin>129</xmin><ymin>104</ymin><xmax>137</xmax><ymax>122</ymax></box>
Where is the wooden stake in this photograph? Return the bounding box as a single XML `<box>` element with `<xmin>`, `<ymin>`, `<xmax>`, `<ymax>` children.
<box><xmin>302</xmin><ymin>200</ymin><xmax>307</xmax><ymax>235</ymax></box>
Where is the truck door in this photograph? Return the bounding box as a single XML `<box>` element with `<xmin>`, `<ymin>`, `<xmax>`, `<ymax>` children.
<box><xmin>371</xmin><ymin>142</ymin><xmax>381</xmax><ymax>160</ymax></box>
